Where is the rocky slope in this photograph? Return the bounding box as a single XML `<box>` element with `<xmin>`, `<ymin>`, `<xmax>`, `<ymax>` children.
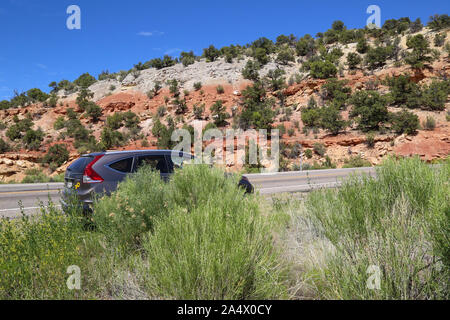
<box><xmin>0</xmin><ymin>28</ymin><xmax>449</xmax><ymax>182</ymax></box>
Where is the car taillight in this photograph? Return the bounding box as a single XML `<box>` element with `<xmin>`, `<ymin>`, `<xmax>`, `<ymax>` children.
<box><xmin>83</xmin><ymin>155</ymin><xmax>104</xmax><ymax>184</ymax></box>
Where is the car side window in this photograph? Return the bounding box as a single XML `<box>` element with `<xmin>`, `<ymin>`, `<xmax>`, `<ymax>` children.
<box><xmin>109</xmin><ymin>157</ymin><xmax>134</xmax><ymax>173</ymax></box>
<box><xmin>134</xmin><ymin>155</ymin><xmax>169</xmax><ymax>173</ymax></box>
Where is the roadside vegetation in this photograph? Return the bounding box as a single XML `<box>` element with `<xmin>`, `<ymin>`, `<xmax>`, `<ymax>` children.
<box><xmin>0</xmin><ymin>157</ymin><xmax>448</xmax><ymax>300</ymax></box>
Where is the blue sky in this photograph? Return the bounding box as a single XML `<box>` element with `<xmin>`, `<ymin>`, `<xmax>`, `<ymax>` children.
<box><xmin>0</xmin><ymin>0</ymin><xmax>448</xmax><ymax>100</ymax></box>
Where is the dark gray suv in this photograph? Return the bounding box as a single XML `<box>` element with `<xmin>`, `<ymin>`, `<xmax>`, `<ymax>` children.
<box><xmin>62</xmin><ymin>150</ymin><xmax>253</xmax><ymax>212</ymax></box>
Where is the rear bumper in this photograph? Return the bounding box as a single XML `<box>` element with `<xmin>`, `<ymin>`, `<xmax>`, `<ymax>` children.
<box><xmin>61</xmin><ymin>190</ymin><xmax>93</xmax><ymax>214</ymax></box>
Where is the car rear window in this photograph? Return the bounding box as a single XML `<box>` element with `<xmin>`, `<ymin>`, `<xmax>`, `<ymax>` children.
<box><xmin>67</xmin><ymin>156</ymin><xmax>93</xmax><ymax>174</ymax></box>
<box><xmin>109</xmin><ymin>158</ymin><xmax>133</xmax><ymax>173</ymax></box>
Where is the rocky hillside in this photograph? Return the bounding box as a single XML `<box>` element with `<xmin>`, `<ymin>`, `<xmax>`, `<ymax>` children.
<box><xmin>1</xmin><ymin>17</ymin><xmax>449</xmax><ymax>182</ymax></box>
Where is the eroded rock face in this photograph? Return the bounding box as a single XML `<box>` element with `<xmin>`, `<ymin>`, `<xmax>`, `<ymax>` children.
<box><xmin>1</xmin><ymin>29</ymin><xmax>449</xmax><ymax>177</ymax></box>
<box><xmin>0</xmin><ymin>156</ymin><xmax>41</xmax><ymax>183</ymax></box>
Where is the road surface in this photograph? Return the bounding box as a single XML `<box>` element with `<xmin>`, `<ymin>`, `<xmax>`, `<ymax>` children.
<box><xmin>0</xmin><ymin>167</ymin><xmax>376</xmax><ymax>218</ymax></box>
<box><xmin>0</xmin><ymin>183</ymin><xmax>63</xmax><ymax>219</ymax></box>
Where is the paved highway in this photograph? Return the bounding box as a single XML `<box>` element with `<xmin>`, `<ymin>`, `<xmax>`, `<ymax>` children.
<box><xmin>0</xmin><ymin>167</ymin><xmax>376</xmax><ymax>218</ymax></box>
<box><xmin>0</xmin><ymin>183</ymin><xmax>64</xmax><ymax>219</ymax></box>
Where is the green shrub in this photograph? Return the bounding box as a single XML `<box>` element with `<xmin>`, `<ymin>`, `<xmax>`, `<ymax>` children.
<box><xmin>180</xmin><ymin>51</ymin><xmax>196</xmax><ymax>67</ymax></box>
<box><xmin>216</xmin><ymin>85</ymin><xmax>224</xmax><ymax>94</ymax></box>
<box><xmin>343</xmin><ymin>155</ymin><xmax>372</xmax><ymax>168</ymax></box>
<box><xmin>26</xmin><ymin>88</ymin><xmax>49</xmax><ymax>103</ymax></box>
<box><xmin>167</xmin><ymin>79</ymin><xmax>180</xmax><ymax>96</ymax></box>
<box><xmin>296</xmin><ymin>34</ymin><xmax>316</xmax><ymax>56</ymax></box>
<box><xmin>74</xmin><ymin>73</ymin><xmax>97</xmax><ymax>88</ymax></box>
<box><xmin>434</xmin><ymin>33</ymin><xmax>447</xmax><ymax>47</ymax></box>
<box><xmin>0</xmin><ymin>205</ymin><xmax>88</xmax><ymax>299</ymax></box>
<box><xmin>242</xmin><ymin>60</ymin><xmax>261</xmax><ymax>82</ymax></box>
<box><xmin>349</xmin><ymin>90</ymin><xmax>389</xmax><ymax>131</ymax></box>
<box><xmin>427</xmin><ymin>14</ymin><xmax>450</xmax><ymax>31</ymax></box>
<box><xmin>365</xmin><ymin>46</ymin><xmax>391</xmax><ymax>70</ymax></box>
<box><xmin>265</xmin><ymin>69</ymin><xmax>286</xmax><ymax>91</ymax></box>
<box><xmin>313</xmin><ymin>142</ymin><xmax>326</xmax><ymax>157</ymax></box>
<box><xmin>156</xmin><ymin>105</ymin><xmax>167</xmax><ymax>118</ymax></box>
<box><xmin>346</xmin><ymin>52</ymin><xmax>362</xmax><ymax>70</ymax></box>
<box><xmin>276</xmin><ymin>47</ymin><xmax>295</xmax><ymax>65</ymax></box>
<box><xmin>92</xmin><ymin>167</ymin><xmax>167</xmax><ymax>249</ymax></box>
<box><xmin>304</xmin><ymin>149</ymin><xmax>313</xmax><ymax>159</ymax></box>
<box><xmin>319</xmin><ymin>105</ymin><xmax>347</xmax><ymax>135</ymax></box>
<box><xmin>385</xmin><ymin>74</ymin><xmax>422</xmax><ymax>108</ymax></box>
<box><xmin>423</xmin><ymin>116</ymin><xmax>436</xmax><ymax>131</ymax></box>
<box><xmin>210</xmin><ymin>100</ymin><xmax>229</xmax><ymax>127</ymax></box>
<box><xmin>106</xmin><ymin>113</ymin><xmax>124</xmax><ymax>130</ymax></box>
<box><xmin>85</xmin><ymin>102</ymin><xmax>102</xmax><ymax>122</ymax></box>
<box><xmin>238</xmin><ymin>82</ymin><xmax>275</xmax><ymax>131</ymax></box>
<box><xmin>405</xmin><ymin>34</ymin><xmax>433</xmax><ymax>69</ymax></box>
<box><xmin>136</xmin><ymin>165</ymin><xmax>288</xmax><ymax>299</ymax></box>
<box><xmin>301</xmin><ymin>97</ymin><xmax>321</xmax><ymax>128</ymax></box>
<box><xmin>304</xmin><ymin>157</ymin><xmax>449</xmax><ymax>299</ymax></box>
<box><xmin>390</xmin><ymin>109</ymin><xmax>419</xmax><ymax>135</ymax></box>
<box><xmin>43</xmin><ymin>144</ymin><xmax>70</xmax><ymax>169</ymax></box>
<box><xmin>6</xmin><ymin>125</ymin><xmax>22</xmax><ymax>141</ymax></box>
<box><xmin>193</xmin><ymin>103</ymin><xmax>205</xmax><ymax>119</ymax></box>
<box><xmin>410</xmin><ymin>18</ymin><xmax>423</xmax><ymax>33</ymax></box>
<box><xmin>320</xmin><ymin>78</ymin><xmax>351</xmax><ymax>110</ymax></box>
<box><xmin>309</xmin><ymin>60</ymin><xmax>337</xmax><ymax>79</ymax></box>
<box><xmin>366</xmin><ymin>132</ymin><xmax>375</xmax><ymax>148</ymax></box>
<box><xmin>203</xmin><ymin>45</ymin><xmax>220</xmax><ymax>62</ymax></box>
<box><xmin>254</xmin><ymin>47</ymin><xmax>270</xmax><ymax>65</ymax></box>
<box><xmin>0</xmin><ymin>138</ymin><xmax>10</xmax><ymax>153</ymax></box>
<box><xmin>53</xmin><ymin>116</ymin><xmax>66</xmax><ymax>130</ymax></box>
<box><xmin>356</xmin><ymin>38</ymin><xmax>369</xmax><ymax>54</ymax></box>
<box><xmin>0</xmin><ymin>100</ymin><xmax>11</xmax><ymax>110</ymax></box>
<box><xmin>100</xmin><ymin>127</ymin><xmax>126</xmax><ymax>149</ymax></box>
<box><xmin>193</xmin><ymin>82</ymin><xmax>202</xmax><ymax>91</ymax></box>
<box><xmin>22</xmin><ymin>128</ymin><xmax>44</xmax><ymax>150</ymax></box>
<box><xmin>421</xmin><ymin>80</ymin><xmax>449</xmax><ymax>111</ymax></box>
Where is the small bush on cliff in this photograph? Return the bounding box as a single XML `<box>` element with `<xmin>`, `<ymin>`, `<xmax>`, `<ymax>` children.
<box><xmin>423</xmin><ymin>116</ymin><xmax>436</xmax><ymax>131</ymax></box>
<box><xmin>193</xmin><ymin>82</ymin><xmax>202</xmax><ymax>91</ymax></box>
<box><xmin>43</xmin><ymin>144</ymin><xmax>70</xmax><ymax>170</ymax></box>
<box><xmin>390</xmin><ymin>109</ymin><xmax>419</xmax><ymax>135</ymax></box>
<box><xmin>242</xmin><ymin>60</ymin><xmax>261</xmax><ymax>82</ymax></box>
<box><xmin>319</xmin><ymin>105</ymin><xmax>348</xmax><ymax>135</ymax></box>
<box><xmin>74</xmin><ymin>73</ymin><xmax>97</xmax><ymax>88</ymax></box>
<box><xmin>313</xmin><ymin>142</ymin><xmax>326</xmax><ymax>157</ymax></box>
<box><xmin>238</xmin><ymin>82</ymin><xmax>275</xmax><ymax>131</ymax></box>
<box><xmin>0</xmin><ymin>138</ymin><xmax>10</xmax><ymax>153</ymax></box>
<box><xmin>346</xmin><ymin>52</ymin><xmax>362</xmax><ymax>70</ymax></box>
<box><xmin>309</xmin><ymin>60</ymin><xmax>338</xmax><ymax>79</ymax></box>
<box><xmin>349</xmin><ymin>90</ymin><xmax>389</xmax><ymax>131</ymax></box>
<box><xmin>203</xmin><ymin>45</ymin><xmax>221</xmax><ymax>62</ymax></box>
<box><xmin>22</xmin><ymin>128</ymin><xmax>44</xmax><ymax>151</ymax></box>
<box><xmin>405</xmin><ymin>34</ymin><xmax>434</xmax><ymax>69</ymax></box>
<box><xmin>421</xmin><ymin>80</ymin><xmax>449</xmax><ymax>111</ymax></box>
<box><xmin>210</xmin><ymin>100</ymin><xmax>230</xmax><ymax>127</ymax></box>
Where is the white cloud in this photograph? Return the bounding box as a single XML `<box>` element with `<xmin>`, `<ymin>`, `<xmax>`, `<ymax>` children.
<box><xmin>36</xmin><ymin>63</ymin><xmax>47</xmax><ymax>69</ymax></box>
<box><xmin>137</xmin><ymin>31</ymin><xmax>164</xmax><ymax>37</ymax></box>
<box><xmin>164</xmin><ymin>48</ymin><xmax>182</xmax><ymax>55</ymax></box>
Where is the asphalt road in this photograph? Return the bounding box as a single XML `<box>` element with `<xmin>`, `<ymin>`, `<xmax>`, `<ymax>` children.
<box><xmin>0</xmin><ymin>167</ymin><xmax>376</xmax><ymax>218</ymax></box>
<box><xmin>0</xmin><ymin>183</ymin><xmax>64</xmax><ymax>219</ymax></box>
